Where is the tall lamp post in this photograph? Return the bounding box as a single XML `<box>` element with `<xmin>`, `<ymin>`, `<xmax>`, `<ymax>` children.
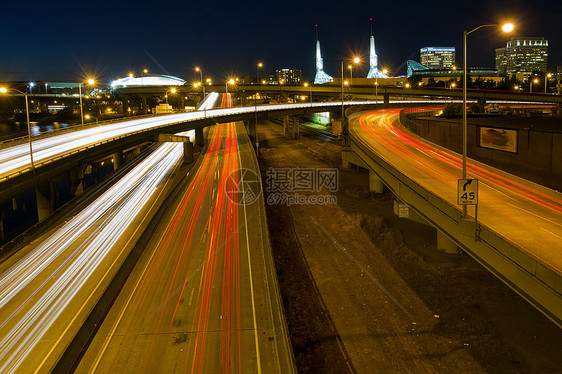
<box><xmin>341</xmin><ymin>57</ymin><xmax>360</xmax><ymax>119</ymax></box>
<box><xmin>165</xmin><ymin>88</ymin><xmax>177</xmax><ymax>104</ymax></box>
<box><xmin>0</xmin><ymin>87</ymin><xmax>35</xmax><ymax>174</ymax></box>
<box><xmin>226</xmin><ymin>79</ymin><xmax>235</xmax><ymax>94</ymax></box>
<box><xmin>462</xmin><ymin>22</ymin><xmax>513</xmax><ymax>217</ymax></box>
<box><xmin>257</xmin><ymin>62</ymin><xmax>263</xmax><ymax>84</ymax></box>
<box><xmin>545</xmin><ymin>73</ymin><xmax>552</xmax><ymax>94</ymax></box>
<box><xmin>195</xmin><ymin>66</ymin><xmax>205</xmax><ymax>103</ymax></box>
<box><xmin>304</xmin><ymin>82</ymin><xmax>312</xmax><ymax>106</ymax></box>
<box><xmin>79</xmin><ymin>78</ymin><xmax>95</xmax><ymax>126</ymax></box>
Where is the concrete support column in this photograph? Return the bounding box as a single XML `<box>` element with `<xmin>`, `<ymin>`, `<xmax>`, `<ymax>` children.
<box><xmin>384</xmin><ymin>94</ymin><xmax>390</xmax><ymax>105</ymax></box>
<box><xmin>283</xmin><ymin>115</ymin><xmax>289</xmax><ymax>135</ymax></box>
<box><xmin>437</xmin><ymin>230</ymin><xmax>458</xmax><ymax>254</ymax></box>
<box><xmin>36</xmin><ymin>182</ymin><xmax>56</xmax><ymax>222</ymax></box>
<box><xmin>141</xmin><ymin>96</ymin><xmax>148</xmax><ymax>114</ymax></box>
<box><xmin>0</xmin><ymin>215</ymin><xmax>4</xmax><ymax>242</ymax></box>
<box><xmin>184</xmin><ymin>141</ymin><xmax>194</xmax><ymax>163</ymax></box>
<box><xmin>246</xmin><ymin>119</ymin><xmax>256</xmax><ymax>144</ymax></box>
<box><xmin>291</xmin><ymin>116</ymin><xmax>300</xmax><ymax>140</ymax></box>
<box><xmin>70</xmin><ymin>166</ymin><xmax>85</xmax><ymax>197</ymax></box>
<box><xmin>113</xmin><ymin>151</ymin><xmax>123</xmax><ymax>170</ymax></box>
<box><xmin>195</xmin><ymin>127</ymin><xmax>205</xmax><ymax>147</ymax></box>
<box><xmin>369</xmin><ymin>170</ymin><xmax>385</xmax><ymax>193</ymax></box>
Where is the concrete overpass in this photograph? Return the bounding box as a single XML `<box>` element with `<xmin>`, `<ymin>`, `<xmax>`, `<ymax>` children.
<box><xmin>115</xmin><ymin>83</ymin><xmax>562</xmax><ymax>104</ymax></box>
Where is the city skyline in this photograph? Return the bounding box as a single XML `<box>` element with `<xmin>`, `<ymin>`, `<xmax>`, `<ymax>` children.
<box><xmin>1</xmin><ymin>0</ymin><xmax>560</xmax><ymax>83</ymax></box>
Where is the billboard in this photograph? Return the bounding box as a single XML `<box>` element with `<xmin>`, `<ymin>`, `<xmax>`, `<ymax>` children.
<box><xmin>478</xmin><ymin>126</ymin><xmax>518</xmax><ymax>153</ymax></box>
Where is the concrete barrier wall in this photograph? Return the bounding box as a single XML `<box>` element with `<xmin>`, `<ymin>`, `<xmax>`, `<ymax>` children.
<box><xmin>411</xmin><ymin>117</ymin><xmax>562</xmax><ymax>191</ymax></box>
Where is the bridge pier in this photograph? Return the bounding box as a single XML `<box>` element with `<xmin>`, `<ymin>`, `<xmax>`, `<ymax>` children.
<box><xmin>291</xmin><ymin>116</ymin><xmax>300</xmax><ymax>139</ymax></box>
<box><xmin>36</xmin><ymin>182</ymin><xmax>57</xmax><ymax>222</ymax></box>
<box><xmin>283</xmin><ymin>115</ymin><xmax>289</xmax><ymax>135</ymax></box>
<box><xmin>437</xmin><ymin>230</ymin><xmax>458</xmax><ymax>254</ymax></box>
<box><xmin>195</xmin><ymin>127</ymin><xmax>205</xmax><ymax>147</ymax></box>
<box><xmin>113</xmin><ymin>151</ymin><xmax>123</xmax><ymax>170</ymax></box>
<box><xmin>184</xmin><ymin>141</ymin><xmax>194</xmax><ymax>163</ymax></box>
<box><xmin>70</xmin><ymin>167</ymin><xmax>85</xmax><ymax>197</ymax></box>
<box><xmin>369</xmin><ymin>170</ymin><xmax>385</xmax><ymax>193</ymax></box>
<box><xmin>246</xmin><ymin>119</ymin><xmax>256</xmax><ymax>144</ymax></box>
<box><xmin>141</xmin><ymin>96</ymin><xmax>148</xmax><ymax>115</ymax></box>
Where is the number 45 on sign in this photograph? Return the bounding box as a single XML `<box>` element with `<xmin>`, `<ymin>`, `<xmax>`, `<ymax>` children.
<box><xmin>457</xmin><ymin>179</ymin><xmax>478</xmax><ymax>205</ymax></box>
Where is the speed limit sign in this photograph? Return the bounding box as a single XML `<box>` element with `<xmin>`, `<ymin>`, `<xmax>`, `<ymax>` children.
<box><xmin>458</xmin><ymin>179</ymin><xmax>478</xmax><ymax>205</ymax></box>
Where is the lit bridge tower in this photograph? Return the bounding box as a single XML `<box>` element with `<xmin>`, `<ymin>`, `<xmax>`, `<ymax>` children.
<box><xmin>367</xmin><ymin>18</ymin><xmax>388</xmax><ymax>78</ymax></box>
<box><xmin>314</xmin><ymin>25</ymin><xmax>334</xmax><ymax>84</ymax></box>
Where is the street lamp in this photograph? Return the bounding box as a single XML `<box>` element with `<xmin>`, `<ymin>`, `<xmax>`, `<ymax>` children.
<box><xmin>226</xmin><ymin>78</ymin><xmax>235</xmax><ymax>94</ymax></box>
<box><xmin>79</xmin><ymin>78</ymin><xmax>95</xmax><ymax>126</ymax></box>
<box><xmin>257</xmin><ymin>62</ymin><xmax>263</xmax><ymax>84</ymax></box>
<box><xmin>0</xmin><ymin>87</ymin><xmax>35</xmax><ymax>174</ymax></box>
<box><xmin>304</xmin><ymin>82</ymin><xmax>312</xmax><ymax>106</ymax></box>
<box><xmin>341</xmin><ymin>57</ymin><xmax>360</xmax><ymax>119</ymax></box>
<box><xmin>195</xmin><ymin>66</ymin><xmax>206</xmax><ymax>105</ymax></box>
<box><xmin>165</xmin><ymin>87</ymin><xmax>177</xmax><ymax>104</ymax></box>
<box><xmin>545</xmin><ymin>73</ymin><xmax>552</xmax><ymax>94</ymax></box>
<box><xmin>530</xmin><ymin>78</ymin><xmax>539</xmax><ymax>93</ymax></box>
<box><xmin>462</xmin><ymin>22</ymin><xmax>513</xmax><ymax>217</ymax></box>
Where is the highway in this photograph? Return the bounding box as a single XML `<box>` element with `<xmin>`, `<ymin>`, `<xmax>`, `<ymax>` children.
<box><xmin>349</xmin><ymin>108</ymin><xmax>562</xmax><ymax>275</ymax></box>
<box><xmin>76</xmin><ymin>93</ymin><xmax>294</xmax><ymax>373</ymax></box>
<box><xmin>0</xmin><ymin>133</ymin><xmax>190</xmax><ymax>372</ymax></box>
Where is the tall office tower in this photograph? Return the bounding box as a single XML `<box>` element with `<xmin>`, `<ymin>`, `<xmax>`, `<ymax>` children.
<box><xmin>420</xmin><ymin>47</ymin><xmax>456</xmax><ymax>69</ymax></box>
<box><xmin>504</xmin><ymin>37</ymin><xmax>548</xmax><ymax>74</ymax></box>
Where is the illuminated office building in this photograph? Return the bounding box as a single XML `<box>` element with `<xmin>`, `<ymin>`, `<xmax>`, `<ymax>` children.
<box><xmin>420</xmin><ymin>47</ymin><xmax>455</xmax><ymax>69</ymax></box>
<box><xmin>495</xmin><ymin>48</ymin><xmax>507</xmax><ymax>75</ymax></box>
<box><xmin>276</xmin><ymin>69</ymin><xmax>302</xmax><ymax>84</ymax></box>
<box><xmin>501</xmin><ymin>37</ymin><xmax>548</xmax><ymax>74</ymax></box>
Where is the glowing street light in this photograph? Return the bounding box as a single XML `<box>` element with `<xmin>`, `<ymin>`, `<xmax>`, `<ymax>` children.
<box><xmin>0</xmin><ymin>87</ymin><xmax>35</xmax><ymax>174</ymax></box>
<box><xmin>530</xmin><ymin>78</ymin><xmax>539</xmax><ymax>93</ymax></box>
<box><xmin>226</xmin><ymin>78</ymin><xmax>235</xmax><ymax>94</ymax></box>
<box><xmin>165</xmin><ymin>87</ymin><xmax>177</xmax><ymax>104</ymax></box>
<box><xmin>257</xmin><ymin>62</ymin><xmax>263</xmax><ymax>84</ymax></box>
<box><xmin>195</xmin><ymin>66</ymin><xmax>206</xmax><ymax>106</ymax></box>
<box><xmin>79</xmin><ymin>78</ymin><xmax>95</xmax><ymax>126</ymax></box>
<box><xmin>304</xmin><ymin>82</ymin><xmax>312</xmax><ymax>106</ymax></box>
<box><xmin>461</xmin><ymin>22</ymin><xmax>514</xmax><ymax>217</ymax></box>
<box><xmin>341</xmin><ymin>57</ymin><xmax>360</xmax><ymax>118</ymax></box>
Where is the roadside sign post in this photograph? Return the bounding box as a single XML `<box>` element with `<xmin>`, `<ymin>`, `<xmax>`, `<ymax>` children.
<box><xmin>458</xmin><ymin>179</ymin><xmax>480</xmax><ymax>240</ymax></box>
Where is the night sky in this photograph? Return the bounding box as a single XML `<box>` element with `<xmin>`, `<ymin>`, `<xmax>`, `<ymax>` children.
<box><xmin>1</xmin><ymin>0</ymin><xmax>561</xmax><ymax>85</ymax></box>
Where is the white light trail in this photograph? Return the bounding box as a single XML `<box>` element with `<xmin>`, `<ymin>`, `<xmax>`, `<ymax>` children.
<box><xmin>0</xmin><ymin>133</ymin><xmax>189</xmax><ymax>372</ymax></box>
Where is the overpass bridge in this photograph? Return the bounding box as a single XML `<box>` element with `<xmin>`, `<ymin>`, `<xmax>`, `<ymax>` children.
<box><xmin>114</xmin><ymin>83</ymin><xmax>562</xmax><ymax>105</ymax></box>
<box><xmin>1</xmin><ymin>100</ymin><xmax>561</xmax><ymax>330</ymax></box>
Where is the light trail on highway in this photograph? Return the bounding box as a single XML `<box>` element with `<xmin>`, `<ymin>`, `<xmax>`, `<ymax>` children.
<box><xmin>77</xmin><ymin>93</ymin><xmax>293</xmax><ymax>373</ymax></box>
<box><xmin>351</xmin><ymin>108</ymin><xmax>562</xmax><ymax>273</ymax></box>
<box><xmin>0</xmin><ymin>133</ymin><xmax>191</xmax><ymax>372</ymax></box>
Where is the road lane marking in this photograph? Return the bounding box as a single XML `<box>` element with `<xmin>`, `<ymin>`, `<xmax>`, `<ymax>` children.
<box><xmin>235</xmin><ymin>124</ymin><xmax>262</xmax><ymax>374</ymax></box>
